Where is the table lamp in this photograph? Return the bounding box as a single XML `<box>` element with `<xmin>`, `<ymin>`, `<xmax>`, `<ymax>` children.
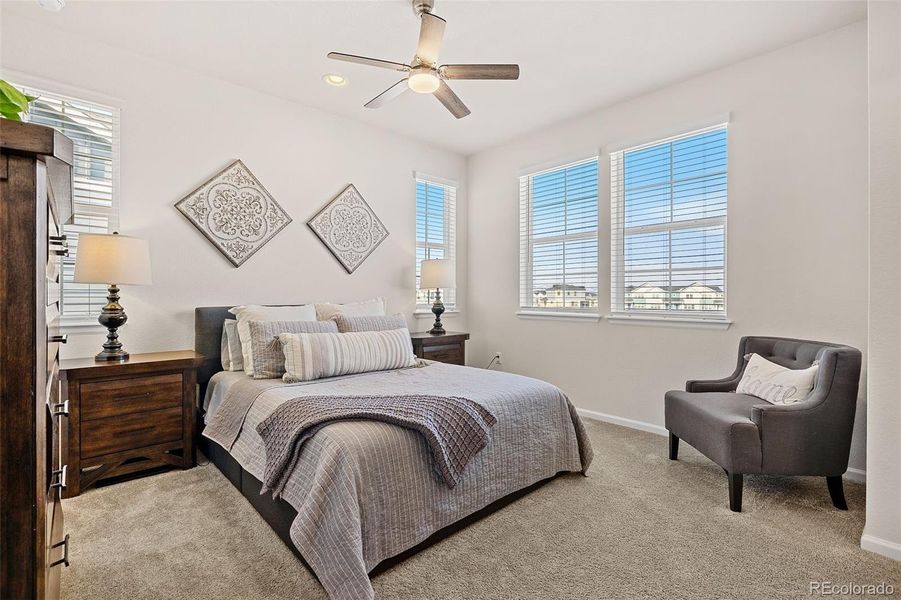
<box><xmin>420</xmin><ymin>258</ymin><xmax>455</xmax><ymax>335</ymax></box>
<box><xmin>73</xmin><ymin>232</ymin><xmax>152</xmax><ymax>361</ymax></box>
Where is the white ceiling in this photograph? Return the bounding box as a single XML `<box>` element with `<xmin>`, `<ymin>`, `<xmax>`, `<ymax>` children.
<box><xmin>3</xmin><ymin>0</ymin><xmax>866</xmax><ymax>155</ymax></box>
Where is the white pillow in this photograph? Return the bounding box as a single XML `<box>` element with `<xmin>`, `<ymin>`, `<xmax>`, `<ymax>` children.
<box><xmin>314</xmin><ymin>297</ymin><xmax>386</xmax><ymax>321</ymax></box>
<box><xmin>229</xmin><ymin>305</ymin><xmax>317</xmax><ymax>377</ymax></box>
<box><xmin>279</xmin><ymin>327</ymin><xmax>416</xmax><ymax>382</ymax></box>
<box><xmin>220</xmin><ymin>320</ymin><xmax>244</xmax><ymax>372</ymax></box>
<box><xmin>736</xmin><ymin>353</ymin><xmax>819</xmax><ymax>405</ymax></box>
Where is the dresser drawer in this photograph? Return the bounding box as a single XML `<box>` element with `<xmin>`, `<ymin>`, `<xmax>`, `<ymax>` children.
<box><xmin>421</xmin><ymin>344</ymin><xmax>464</xmax><ymax>365</ymax></box>
<box><xmin>45</xmin><ymin>490</ymin><xmax>66</xmax><ymax>598</ymax></box>
<box><xmin>81</xmin><ymin>407</ymin><xmax>183</xmax><ymax>458</ymax></box>
<box><xmin>81</xmin><ymin>373</ymin><xmax>183</xmax><ymax>421</ymax></box>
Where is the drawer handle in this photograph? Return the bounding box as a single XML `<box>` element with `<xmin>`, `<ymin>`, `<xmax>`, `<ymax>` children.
<box><xmin>51</xmin><ymin>247</ymin><xmax>69</xmax><ymax>257</ymax></box>
<box><xmin>49</xmin><ymin>235</ymin><xmax>67</xmax><ymax>243</ymax></box>
<box><xmin>49</xmin><ymin>534</ymin><xmax>70</xmax><ymax>568</ymax></box>
<box><xmin>50</xmin><ymin>465</ymin><xmax>68</xmax><ymax>490</ymax></box>
<box><xmin>52</xmin><ymin>400</ymin><xmax>70</xmax><ymax>417</ymax></box>
<box><xmin>113</xmin><ymin>426</ymin><xmax>155</xmax><ymax>437</ymax></box>
<box><xmin>49</xmin><ymin>334</ymin><xmax>67</xmax><ymax>344</ymax></box>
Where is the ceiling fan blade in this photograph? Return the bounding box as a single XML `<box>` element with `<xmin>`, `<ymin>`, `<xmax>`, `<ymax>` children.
<box><xmin>433</xmin><ymin>80</ymin><xmax>470</xmax><ymax>119</ymax></box>
<box><xmin>439</xmin><ymin>64</ymin><xmax>520</xmax><ymax>80</ymax></box>
<box><xmin>416</xmin><ymin>12</ymin><xmax>446</xmax><ymax>65</ymax></box>
<box><xmin>364</xmin><ymin>79</ymin><xmax>410</xmax><ymax>109</ymax></box>
<box><xmin>327</xmin><ymin>52</ymin><xmax>409</xmax><ymax>72</ymax></box>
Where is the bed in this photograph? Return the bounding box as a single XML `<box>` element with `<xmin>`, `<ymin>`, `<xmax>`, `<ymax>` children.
<box><xmin>194</xmin><ymin>306</ymin><xmax>593</xmax><ymax>600</ymax></box>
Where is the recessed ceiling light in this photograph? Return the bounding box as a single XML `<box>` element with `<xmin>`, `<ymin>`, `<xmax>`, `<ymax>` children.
<box><xmin>36</xmin><ymin>0</ymin><xmax>65</xmax><ymax>12</ymax></box>
<box><xmin>323</xmin><ymin>74</ymin><xmax>347</xmax><ymax>87</ymax></box>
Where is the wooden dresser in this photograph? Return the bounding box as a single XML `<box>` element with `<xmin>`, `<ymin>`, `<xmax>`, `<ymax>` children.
<box><xmin>410</xmin><ymin>331</ymin><xmax>469</xmax><ymax>365</ymax></box>
<box><xmin>0</xmin><ymin>119</ymin><xmax>74</xmax><ymax>600</ymax></box>
<box><xmin>60</xmin><ymin>351</ymin><xmax>203</xmax><ymax>497</ymax></box>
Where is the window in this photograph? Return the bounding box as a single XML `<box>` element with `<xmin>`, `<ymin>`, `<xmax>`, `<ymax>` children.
<box><xmin>415</xmin><ymin>175</ymin><xmax>456</xmax><ymax>309</ymax></box>
<box><xmin>16</xmin><ymin>84</ymin><xmax>120</xmax><ymax>321</ymax></box>
<box><xmin>519</xmin><ymin>158</ymin><xmax>599</xmax><ymax>312</ymax></box>
<box><xmin>610</xmin><ymin>124</ymin><xmax>727</xmax><ymax>318</ymax></box>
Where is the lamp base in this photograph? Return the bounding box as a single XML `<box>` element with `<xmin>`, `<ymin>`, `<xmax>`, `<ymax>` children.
<box><xmin>95</xmin><ymin>349</ymin><xmax>129</xmax><ymax>362</ymax></box>
<box><xmin>95</xmin><ymin>283</ymin><xmax>130</xmax><ymax>362</ymax></box>
<box><xmin>429</xmin><ymin>289</ymin><xmax>446</xmax><ymax>335</ymax></box>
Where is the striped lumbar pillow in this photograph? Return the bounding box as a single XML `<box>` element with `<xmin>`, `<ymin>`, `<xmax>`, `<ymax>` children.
<box><xmin>279</xmin><ymin>328</ymin><xmax>416</xmax><ymax>383</ymax></box>
<box><xmin>334</xmin><ymin>312</ymin><xmax>408</xmax><ymax>333</ymax></box>
<box><xmin>248</xmin><ymin>320</ymin><xmax>339</xmax><ymax>379</ymax></box>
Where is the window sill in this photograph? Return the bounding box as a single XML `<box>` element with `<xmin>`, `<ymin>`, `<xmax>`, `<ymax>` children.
<box><xmin>414</xmin><ymin>309</ymin><xmax>460</xmax><ymax>318</ymax></box>
<box><xmin>516</xmin><ymin>310</ymin><xmax>602</xmax><ymax>322</ymax></box>
<box><xmin>606</xmin><ymin>313</ymin><xmax>732</xmax><ymax>330</ymax></box>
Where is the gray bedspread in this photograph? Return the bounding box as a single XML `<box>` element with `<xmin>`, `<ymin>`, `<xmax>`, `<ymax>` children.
<box><xmin>203</xmin><ymin>361</ymin><xmax>593</xmax><ymax>600</ymax></box>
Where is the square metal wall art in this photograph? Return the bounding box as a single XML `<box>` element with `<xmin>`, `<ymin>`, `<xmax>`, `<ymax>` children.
<box><xmin>307</xmin><ymin>184</ymin><xmax>389</xmax><ymax>274</ymax></box>
<box><xmin>175</xmin><ymin>159</ymin><xmax>292</xmax><ymax>267</ymax></box>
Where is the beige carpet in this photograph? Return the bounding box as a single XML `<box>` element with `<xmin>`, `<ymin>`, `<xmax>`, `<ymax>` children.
<box><xmin>61</xmin><ymin>419</ymin><xmax>901</xmax><ymax>599</ymax></box>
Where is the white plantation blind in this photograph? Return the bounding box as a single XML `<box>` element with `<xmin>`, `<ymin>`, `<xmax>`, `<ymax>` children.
<box><xmin>18</xmin><ymin>84</ymin><xmax>120</xmax><ymax>320</ymax></box>
<box><xmin>415</xmin><ymin>175</ymin><xmax>456</xmax><ymax>308</ymax></box>
<box><xmin>519</xmin><ymin>157</ymin><xmax>599</xmax><ymax>311</ymax></box>
<box><xmin>610</xmin><ymin>124</ymin><xmax>728</xmax><ymax>318</ymax></box>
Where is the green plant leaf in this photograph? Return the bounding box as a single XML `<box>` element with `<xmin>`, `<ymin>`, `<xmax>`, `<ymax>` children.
<box><xmin>0</xmin><ymin>80</ymin><xmax>30</xmax><ymax>111</ymax></box>
<box><xmin>24</xmin><ymin>94</ymin><xmax>38</xmax><ymax>102</ymax></box>
<box><xmin>0</xmin><ymin>111</ymin><xmax>23</xmax><ymax>122</ymax></box>
<box><xmin>0</xmin><ymin>100</ymin><xmax>24</xmax><ymax>114</ymax></box>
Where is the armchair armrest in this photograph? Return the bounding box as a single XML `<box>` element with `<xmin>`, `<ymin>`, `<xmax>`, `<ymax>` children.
<box><xmin>749</xmin><ymin>384</ymin><xmax>852</xmax><ymax>474</ymax></box>
<box><xmin>686</xmin><ymin>376</ymin><xmax>741</xmax><ymax>393</ymax></box>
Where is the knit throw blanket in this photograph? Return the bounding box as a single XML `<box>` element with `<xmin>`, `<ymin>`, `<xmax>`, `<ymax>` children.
<box><xmin>257</xmin><ymin>394</ymin><xmax>497</xmax><ymax>497</ymax></box>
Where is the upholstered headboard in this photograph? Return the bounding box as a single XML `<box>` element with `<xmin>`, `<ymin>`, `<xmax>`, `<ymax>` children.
<box><xmin>195</xmin><ymin>306</ymin><xmax>235</xmax><ymax>396</ymax></box>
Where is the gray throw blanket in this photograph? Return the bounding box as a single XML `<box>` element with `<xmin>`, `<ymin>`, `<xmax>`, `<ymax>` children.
<box><xmin>257</xmin><ymin>394</ymin><xmax>497</xmax><ymax>497</ymax></box>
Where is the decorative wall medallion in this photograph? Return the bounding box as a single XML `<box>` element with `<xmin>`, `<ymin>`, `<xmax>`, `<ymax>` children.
<box><xmin>307</xmin><ymin>184</ymin><xmax>389</xmax><ymax>274</ymax></box>
<box><xmin>175</xmin><ymin>159</ymin><xmax>292</xmax><ymax>267</ymax></box>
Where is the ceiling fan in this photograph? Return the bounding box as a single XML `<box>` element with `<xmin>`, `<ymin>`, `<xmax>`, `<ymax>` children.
<box><xmin>327</xmin><ymin>0</ymin><xmax>519</xmax><ymax>119</ymax></box>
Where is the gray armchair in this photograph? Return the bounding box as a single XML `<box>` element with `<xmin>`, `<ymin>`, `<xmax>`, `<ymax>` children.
<box><xmin>664</xmin><ymin>336</ymin><xmax>862</xmax><ymax>512</ymax></box>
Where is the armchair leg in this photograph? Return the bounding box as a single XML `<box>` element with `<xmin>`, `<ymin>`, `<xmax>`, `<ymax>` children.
<box><xmin>727</xmin><ymin>471</ymin><xmax>743</xmax><ymax>512</ymax></box>
<box><xmin>668</xmin><ymin>433</ymin><xmax>679</xmax><ymax>460</ymax></box>
<box><xmin>826</xmin><ymin>476</ymin><xmax>848</xmax><ymax>510</ymax></box>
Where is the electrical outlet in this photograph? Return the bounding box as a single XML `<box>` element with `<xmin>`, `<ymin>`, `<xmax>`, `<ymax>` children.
<box><xmin>494</xmin><ymin>352</ymin><xmax>502</xmax><ymax>365</ymax></box>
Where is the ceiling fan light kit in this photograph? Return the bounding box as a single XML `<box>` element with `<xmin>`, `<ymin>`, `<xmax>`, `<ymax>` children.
<box><xmin>407</xmin><ymin>67</ymin><xmax>440</xmax><ymax>94</ymax></box>
<box><xmin>328</xmin><ymin>0</ymin><xmax>520</xmax><ymax>119</ymax></box>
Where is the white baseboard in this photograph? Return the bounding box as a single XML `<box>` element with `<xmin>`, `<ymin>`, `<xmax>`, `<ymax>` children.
<box><xmin>576</xmin><ymin>406</ymin><xmax>866</xmax><ymax>483</ymax></box>
<box><xmin>844</xmin><ymin>467</ymin><xmax>867</xmax><ymax>483</ymax></box>
<box><xmin>576</xmin><ymin>407</ymin><xmax>668</xmax><ymax>437</ymax></box>
<box><xmin>861</xmin><ymin>534</ymin><xmax>901</xmax><ymax>561</ymax></box>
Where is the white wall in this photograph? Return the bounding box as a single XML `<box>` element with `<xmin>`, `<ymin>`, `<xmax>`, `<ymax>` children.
<box><xmin>0</xmin><ymin>14</ymin><xmax>468</xmax><ymax>359</ymax></box>
<box><xmin>863</xmin><ymin>0</ymin><xmax>901</xmax><ymax>561</ymax></box>
<box><xmin>466</xmin><ymin>22</ymin><xmax>869</xmax><ymax>471</ymax></box>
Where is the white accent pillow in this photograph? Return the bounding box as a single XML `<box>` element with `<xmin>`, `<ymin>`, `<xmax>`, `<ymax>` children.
<box><xmin>229</xmin><ymin>305</ymin><xmax>317</xmax><ymax>377</ymax></box>
<box><xmin>279</xmin><ymin>327</ymin><xmax>416</xmax><ymax>382</ymax></box>
<box><xmin>220</xmin><ymin>320</ymin><xmax>244</xmax><ymax>372</ymax></box>
<box><xmin>736</xmin><ymin>353</ymin><xmax>819</xmax><ymax>405</ymax></box>
<box><xmin>315</xmin><ymin>297</ymin><xmax>386</xmax><ymax>321</ymax></box>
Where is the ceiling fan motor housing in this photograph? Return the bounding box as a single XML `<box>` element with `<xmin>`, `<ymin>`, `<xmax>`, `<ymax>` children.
<box><xmin>412</xmin><ymin>0</ymin><xmax>435</xmax><ymax>16</ymax></box>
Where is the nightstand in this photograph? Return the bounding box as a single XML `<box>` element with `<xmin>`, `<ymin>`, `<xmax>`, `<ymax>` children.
<box><xmin>60</xmin><ymin>350</ymin><xmax>204</xmax><ymax>497</ymax></box>
<box><xmin>410</xmin><ymin>331</ymin><xmax>470</xmax><ymax>365</ymax></box>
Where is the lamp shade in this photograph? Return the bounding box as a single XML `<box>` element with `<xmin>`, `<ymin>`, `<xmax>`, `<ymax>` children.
<box><xmin>420</xmin><ymin>259</ymin><xmax>455</xmax><ymax>289</ymax></box>
<box><xmin>73</xmin><ymin>233</ymin><xmax>152</xmax><ymax>285</ymax></box>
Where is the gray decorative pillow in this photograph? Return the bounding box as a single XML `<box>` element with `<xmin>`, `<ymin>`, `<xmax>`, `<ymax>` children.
<box><xmin>334</xmin><ymin>312</ymin><xmax>408</xmax><ymax>333</ymax></box>
<box><xmin>248</xmin><ymin>320</ymin><xmax>338</xmax><ymax>379</ymax></box>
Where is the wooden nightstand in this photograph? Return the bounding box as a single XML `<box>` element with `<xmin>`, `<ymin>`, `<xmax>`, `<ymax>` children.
<box><xmin>410</xmin><ymin>331</ymin><xmax>470</xmax><ymax>365</ymax></box>
<box><xmin>60</xmin><ymin>350</ymin><xmax>204</xmax><ymax>497</ymax></box>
